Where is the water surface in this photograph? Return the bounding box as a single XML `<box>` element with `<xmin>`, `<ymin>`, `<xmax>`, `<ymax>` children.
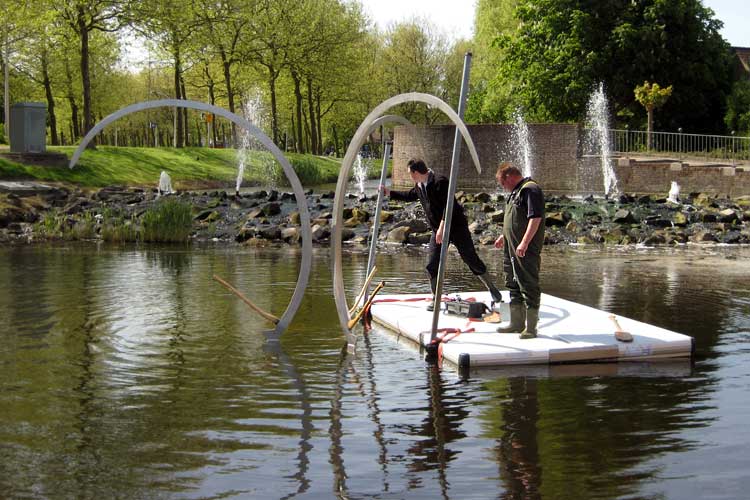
<box><xmin>1</xmin><ymin>244</ymin><xmax>748</xmax><ymax>499</ymax></box>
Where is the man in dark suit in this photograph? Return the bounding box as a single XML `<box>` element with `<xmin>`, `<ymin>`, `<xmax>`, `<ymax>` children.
<box><xmin>382</xmin><ymin>158</ymin><xmax>503</xmax><ymax>310</ymax></box>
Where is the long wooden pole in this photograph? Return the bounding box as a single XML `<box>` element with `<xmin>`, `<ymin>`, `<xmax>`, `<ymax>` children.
<box><xmin>349</xmin><ymin>265</ymin><xmax>378</xmax><ymax>316</ymax></box>
<box><xmin>348</xmin><ymin>281</ymin><xmax>385</xmax><ymax>329</ymax></box>
<box><xmin>214</xmin><ymin>274</ymin><xmax>280</xmax><ymax>324</ymax></box>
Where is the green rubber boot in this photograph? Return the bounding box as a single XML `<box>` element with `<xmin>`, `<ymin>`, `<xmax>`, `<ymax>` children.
<box><xmin>497</xmin><ymin>303</ymin><xmax>526</xmax><ymax>333</ymax></box>
<box><xmin>520</xmin><ymin>308</ymin><xmax>540</xmax><ymax>339</ymax></box>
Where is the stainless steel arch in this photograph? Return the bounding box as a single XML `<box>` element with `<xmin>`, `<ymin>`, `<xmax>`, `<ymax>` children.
<box><xmin>331</xmin><ymin>93</ymin><xmax>483</xmax><ymax>345</ymax></box>
<box><xmin>70</xmin><ymin>99</ymin><xmax>312</xmax><ymax>338</ymax></box>
<box><xmin>365</xmin><ymin>114</ymin><xmax>412</xmax><ymax>135</ymax></box>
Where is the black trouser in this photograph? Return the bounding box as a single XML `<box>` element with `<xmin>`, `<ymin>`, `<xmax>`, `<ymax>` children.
<box><xmin>503</xmin><ymin>245</ymin><xmax>541</xmax><ymax>309</ymax></box>
<box><xmin>426</xmin><ymin>222</ymin><xmax>487</xmax><ymax>279</ymax></box>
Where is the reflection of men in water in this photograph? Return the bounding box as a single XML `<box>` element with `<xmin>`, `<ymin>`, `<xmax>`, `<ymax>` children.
<box><xmin>494</xmin><ymin>163</ymin><xmax>545</xmax><ymax>339</ymax></box>
<box><xmin>382</xmin><ymin>158</ymin><xmax>503</xmax><ymax>310</ymax></box>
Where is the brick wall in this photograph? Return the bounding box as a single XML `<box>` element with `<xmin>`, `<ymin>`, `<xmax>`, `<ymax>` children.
<box><xmin>393</xmin><ymin>124</ymin><xmax>750</xmax><ymax>197</ymax></box>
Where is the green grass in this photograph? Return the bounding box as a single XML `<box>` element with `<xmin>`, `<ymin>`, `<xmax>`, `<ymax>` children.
<box><xmin>0</xmin><ymin>146</ymin><xmax>345</xmax><ymax>188</ymax></box>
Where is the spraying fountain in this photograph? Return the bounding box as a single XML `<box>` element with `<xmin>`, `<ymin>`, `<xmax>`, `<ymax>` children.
<box><xmin>510</xmin><ymin>108</ymin><xmax>534</xmax><ymax>178</ymax></box>
<box><xmin>235</xmin><ymin>130</ymin><xmax>250</xmax><ymax>196</ymax></box>
<box><xmin>667</xmin><ymin>181</ymin><xmax>681</xmax><ymax>204</ymax></box>
<box><xmin>236</xmin><ymin>94</ymin><xmax>268</xmax><ymax>196</ymax></box>
<box><xmin>353</xmin><ymin>153</ymin><xmax>370</xmax><ymax>196</ymax></box>
<box><xmin>583</xmin><ymin>83</ymin><xmax>619</xmax><ymax>197</ymax></box>
<box><xmin>158</xmin><ymin>171</ymin><xmax>173</xmax><ymax>196</ymax></box>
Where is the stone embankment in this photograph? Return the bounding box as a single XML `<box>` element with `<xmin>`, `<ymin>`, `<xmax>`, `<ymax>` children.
<box><xmin>1</xmin><ymin>183</ymin><xmax>750</xmax><ymax>246</ymax></box>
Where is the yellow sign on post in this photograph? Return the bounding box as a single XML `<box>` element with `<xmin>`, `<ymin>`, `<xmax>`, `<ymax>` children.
<box><xmin>205</xmin><ymin>113</ymin><xmax>214</xmax><ymax>123</ymax></box>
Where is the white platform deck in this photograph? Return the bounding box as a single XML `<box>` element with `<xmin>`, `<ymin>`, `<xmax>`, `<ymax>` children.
<box><xmin>369</xmin><ymin>290</ymin><xmax>694</xmax><ymax>369</ymax></box>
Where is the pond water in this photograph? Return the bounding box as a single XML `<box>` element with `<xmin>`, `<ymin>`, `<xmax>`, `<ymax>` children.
<box><xmin>1</xmin><ymin>244</ymin><xmax>749</xmax><ymax>499</ymax></box>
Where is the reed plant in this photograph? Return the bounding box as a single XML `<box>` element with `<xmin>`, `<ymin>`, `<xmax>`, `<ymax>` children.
<box><xmin>141</xmin><ymin>198</ymin><xmax>193</xmax><ymax>243</ymax></box>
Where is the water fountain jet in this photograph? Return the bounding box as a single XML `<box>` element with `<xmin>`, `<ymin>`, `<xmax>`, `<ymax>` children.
<box><xmin>584</xmin><ymin>83</ymin><xmax>619</xmax><ymax>197</ymax></box>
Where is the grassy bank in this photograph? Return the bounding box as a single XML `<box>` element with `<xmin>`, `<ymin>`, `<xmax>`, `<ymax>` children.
<box><xmin>0</xmin><ymin>146</ymin><xmax>346</xmax><ymax>189</ymax></box>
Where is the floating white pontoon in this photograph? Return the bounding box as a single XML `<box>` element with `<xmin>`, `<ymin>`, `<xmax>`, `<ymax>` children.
<box><xmin>369</xmin><ymin>291</ymin><xmax>694</xmax><ymax>369</ymax></box>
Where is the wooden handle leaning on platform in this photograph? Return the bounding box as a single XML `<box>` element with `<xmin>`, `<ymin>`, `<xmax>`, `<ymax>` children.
<box><xmin>608</xmin><ymin>314</ymin><xmax>633</xmax><ymax>343</ymax></box>
<box><xmin>348</xmin><ymin>281</ymin><xmax>385</xmax><ymax>329</ymax></box>
<box><xmin>213</xmin><ymin>274</ymin><xmax>280</xmax><ymax>325</ymax></box>
<box><xmin>349</xmin><ymin>266</ymin><xmax>378</xmax><ymax>316</ymax></box>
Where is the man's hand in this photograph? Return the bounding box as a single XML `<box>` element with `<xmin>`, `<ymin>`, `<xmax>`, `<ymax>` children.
<box><xmin>494</xmin><ymin>235</ymin><xmax>504</xmax><ymax>249</ymax></box>
<box><xmin>516</xmin><ymin>240</ymin><xmax>529</xmax><ymax>258</ymax></box>
<box><xmin>379</xmin><ymin>184</ymin><xmax>389</xmax><ymax>196</ymax></box>
<box><xmin>436</xmin><ymin>226</ymin><xmax>444</xmax><ymax>244</ymax></box>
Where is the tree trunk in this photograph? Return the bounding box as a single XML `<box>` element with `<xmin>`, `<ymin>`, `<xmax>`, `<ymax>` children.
<box><xmin>220</xmin><ymin>48</ymin><xmax>237</xmax><ymax>147</ymax></box>
<box><xmin>306</xmin><ymin>77</ymin><xmax>317</xmax><ymax>155</ymax></box>
<box><xmin>64</xmin><ymin>59</ymin><xmax>80</xmax><ymax>139</ymax></box>
<box><xmin>3</xmin><ymin>32</ymin><xmax>9</xmax><ymax>132</ymax></box>
<box><xmin>332</xmin><ymin>124</ymin><xmax>339</xmax><ymax>156</ymax></box>
<box><xmin>172</xmin><ymin>39</ymin><xmax>184</xmax><ymax>147</ymax></box>
<box><xmin>180</xmin><ymin>76</ymin><xmax>188</xmax><ymax>145</ymax></box>
<box><xmin>316</xmin><ymin>93</ymin><xmax>323</xmax><ymax>155</ymax></box>
<box><xmin>41</xmin><ymin>54</ymin><xmax>58</xmax><ymax>145</ymax></box>
<box><xmin>268</xmin><ymin>69</ymin><xmax>279</xmax><ymax>145</ymax></box>
<box><xmin>292</xmin><ymin>71</ymin><xmax>304</xmax><ymax>153</ymax></box>
<box><xmin>77</xmin><ymin>6</ymin><xmax>93</xmax><ymax>141</ymax></box>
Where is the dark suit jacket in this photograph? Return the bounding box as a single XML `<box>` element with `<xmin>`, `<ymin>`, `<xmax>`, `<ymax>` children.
<box><xmin>390</xmin><ymin>171</ymin><xmax>467</xmax><ymax>231</ymax></box>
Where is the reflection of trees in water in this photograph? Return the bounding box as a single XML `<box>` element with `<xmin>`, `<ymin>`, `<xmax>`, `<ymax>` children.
<box><xmin>495</xmin><ymin>378</ymin><xmax>542</xmax><ymax>500</ymax></box>
<box><xmin>480</xmin><ymin>372</ymin><xmax>716</xmax><ymax>499</ymax></box>
<box><xmin>540</xmin><ymin>252</ymin><xmax>731</xmax><ymax>359</ymax></box>
<box><xmin>403</xmin><ymin>364</ymin><xmax>473</xmax><ymax>499</ymax></box>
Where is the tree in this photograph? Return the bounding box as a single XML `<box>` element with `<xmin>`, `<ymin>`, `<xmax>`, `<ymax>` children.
<box><xmin>128</xmin><ymin>0</ymin><xmax>206</xmax><ymax>147</ymax></box>
<box><xmin>55</xmin><ymin>0</ymin><xmax>124</xmax><ymax>139</ymax></box>
<box><xmin>466</xmin><ymin>0</ymin><xmax>518</xmax><ymax>123</ymax></box>
<box><xmin>1</xmin><ymin>0</ymin><xmax>38</xmax><ymax>132</ymax></box>
<box><xmin>379</xmin><ymin>19</ymin><xmax>450</xmax><ymax>124</ymax></box>
<box><xmin>496</xmin><ymin>0</ymin><xmax>733</xmax><ymax>132</ymax></box>
<box><xmin>194</xmin><ymin>0</ymin><xmax>255</xmax><ymax>146</ymax></box>
<box><xmin>724</xmin><ymin>80</ymin><xmax>750</xmax><ymax>136</ymax></box>
<box><xmin>634</xmin><ymin>81</ymin><xmax>672</xmax><ymax>149</ymax></box>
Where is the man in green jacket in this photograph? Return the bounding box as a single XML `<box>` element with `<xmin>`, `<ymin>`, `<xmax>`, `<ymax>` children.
<box><xmin>494</xmin><ymin>163</ymin><xmax>545</xmax><ymax>338</ymax></box>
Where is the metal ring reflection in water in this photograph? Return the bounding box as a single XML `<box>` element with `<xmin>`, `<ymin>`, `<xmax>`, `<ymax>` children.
<box><xmin>69</xmin><ymin>99</ymin><xmax>312</xmax><ymax>338</ymax></box>
<box><xmin>331</xmin><ymin>93</ymin><xmax>483</xmax><ymax>347</ymax></box>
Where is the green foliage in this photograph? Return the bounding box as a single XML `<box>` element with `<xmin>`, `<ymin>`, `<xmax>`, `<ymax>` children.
<box><xmin>0</xmin><ymin>123</ymin><xmax>6</xmax><ymax>144</ymax></box>
<box><xmin>141</xmin><ymin>198</ymin><xmax>193</xmax><ymax>243</ymax></box>
<box><xmin>466</xmin><ymin>0</ymin><xmax>519</xmax><ymax>123</ymax></box>
<box><xmin>378</xmin><ymin>19</ymin><xmax>451</xmax><ymax>124</ymax></box>
<box><xmin>634</xmin><ymin>81</ymin><xmax>673</xmax><ymax>112</ymax></box>
<box><xmin>725</xmin><ymin>80</ymin><xmax>750</xmax><ymax>135</ymax></box>
<box><xmin>34</xmin><ymin>209</ymin><xmax>67</xmax><ymax>239</ymax></box>
<box><xmin>495</xmin><ymin>0</ymin><xmax>733</xmax><ymax>131</ymax></box>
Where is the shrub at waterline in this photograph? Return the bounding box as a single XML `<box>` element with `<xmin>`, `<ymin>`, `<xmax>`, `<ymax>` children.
<box><xmin>141</xmin><ymin>198</ymin><xmax>193</xmax><ymax>243</ymax></box>
<box><xmin>31</xmin><ymin>197</ymin><xmax>193</xmax><ymax>243</ymax></box>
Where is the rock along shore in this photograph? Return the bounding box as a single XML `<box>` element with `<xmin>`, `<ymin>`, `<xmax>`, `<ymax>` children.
<box><xmin>1</xmin><ymin>183</ymin><xmax>750</xmax><ymax>246</ymax></box>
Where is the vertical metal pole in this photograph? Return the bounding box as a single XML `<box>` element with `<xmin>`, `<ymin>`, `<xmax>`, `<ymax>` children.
<box><xmin>364</xmin><ymin>142</ymin><xmax>391</xmax><ymax>303</ymax></box>
<box><xmin>429</xmin><ymin>52</ymin><xmax>472</xmax><ymax>342</ymax></box>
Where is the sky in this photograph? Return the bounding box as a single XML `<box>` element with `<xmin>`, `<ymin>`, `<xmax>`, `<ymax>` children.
<box><xmin>360</xmin><ymin>0</ymin><xmax>750</xmax><ymax>47</ymax></box>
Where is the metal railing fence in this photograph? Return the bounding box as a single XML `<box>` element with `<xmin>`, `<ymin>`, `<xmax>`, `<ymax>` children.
<box><xmin>606</xmin><ymin>129</ymin><xmax>750</xmax><ymax>163</ymax></box>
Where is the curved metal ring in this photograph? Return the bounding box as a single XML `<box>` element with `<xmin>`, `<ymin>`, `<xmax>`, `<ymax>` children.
<box><xmin>70</xmin><ymin>99</ymin><xmax>312</xmax><ymax>338</ymax></box>
<box><xmin>331</xmin><ymin>93</ymin><xmax>482</xmax><ymax>342</ymax></box>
